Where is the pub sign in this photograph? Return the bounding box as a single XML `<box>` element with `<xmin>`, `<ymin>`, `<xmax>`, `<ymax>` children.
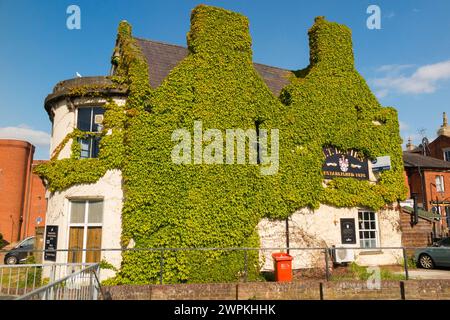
<box><xmin>322</xmin><ymin>147</ymin><xmax>369</xmax><ymax>180</ymax></box>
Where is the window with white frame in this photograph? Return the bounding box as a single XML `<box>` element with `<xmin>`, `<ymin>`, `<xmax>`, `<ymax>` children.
<box><xmin>444</xmin><ymin>148</ymin><xmax>450</xmax><ymax>162</ymax></box>
<box><xmin>68</xmin><ymin>199</ymin><xmax>103</xmax><ymax>263</ymax></box>
<box><xmin>436</xmin><ymin>175</ymin><xmax>445</xmax><ymax>193</ymax></box>
<box><xmin>76</xmin><ymin>107</ymin><xmax>104</xmax><ymax>158</ymax></box>
<box><xmin>358</xmin><ymin>211</ymin><xmax>378</xmax><ymax>248</ymax></box>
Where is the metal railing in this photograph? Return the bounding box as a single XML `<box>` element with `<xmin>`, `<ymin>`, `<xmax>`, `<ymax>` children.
<box><xmin>0</xmin><ymin>245</ymin><xmax>443</xmax><ymax>285</ymax></box>
<box><xmin>0</xmin><ymin>263</ymin><xmax>96</xmax><ymax>298</ymax></box>
<box><xmin>17</xmin><ymin>264</ymin><xmax>101</xmax><ymax>300</ymax></box>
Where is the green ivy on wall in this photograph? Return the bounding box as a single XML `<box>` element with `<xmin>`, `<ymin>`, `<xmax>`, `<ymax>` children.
<box><xmin>35</xmin><ymin>5</ymin><xmax>407</xmax><ymax>285</ymax></box>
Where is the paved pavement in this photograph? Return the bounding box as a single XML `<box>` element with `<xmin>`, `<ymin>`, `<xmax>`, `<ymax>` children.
<box><xmin>400</xmin><ymin>268</ymin><xmax>450</xmax><ymax>280</ymax></box>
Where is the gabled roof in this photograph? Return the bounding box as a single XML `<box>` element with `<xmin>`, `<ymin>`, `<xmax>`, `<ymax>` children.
<box><xmin>403</xmin><ymin>151</ymin><xmax>450</xmax><ymax>169</ymax></box>
<box><xmin>134</xmin><ymin>38</ymin><xmax>294</xmax><ymax>96</ymax></box>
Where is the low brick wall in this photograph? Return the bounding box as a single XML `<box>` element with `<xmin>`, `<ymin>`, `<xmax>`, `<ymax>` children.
<box><xmin>323</xmin><ymin>280</ymin><xmax>400</xmax><ymax>300</ymax></box>
<box><xmin>102</xmin><ymin>280</ymin><xmax>450</xmax><ymax>300</ymax></box>
<box><xmin>405</xmin><ymin>280</ymin><xmax>450</xmax><ymax>300</ymax></box>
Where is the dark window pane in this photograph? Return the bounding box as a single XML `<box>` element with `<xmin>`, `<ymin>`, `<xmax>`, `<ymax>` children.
<box><xmin>359</xmin><ymin>222</ymin><xmax>363</xmax><ymax>229</ymax></box>
<box><xmin>77</xmin><ymin>108</ymin><xmax>92</xmax><ymax>131</ymax></box>
<box><xmin>80</xmin><ymin>139</ymin><xmax>91</xmax><ymax>158</ymax></box>
<box><xmin>369</xmin><ymin>212</ymin><xmax>375</xmax><ymax>220</ymax></box>
<box><xmin>370</xmin><ymin>222</ymin><xmax>376</xmax><ymax>230</ymax></box>
<box><xmin>359</xmin><ymin>231</ymin><xmax>364</xmax><ymax>238</ymax></box>
<box><xmin>441</xmin><ymin>238</ymin><xmax>450</xmax><ymax>247</ymax></box>
<box><xmin>364</xmin><ymin>212</ymin><xmax>369</xmax><ymax>220</ymax></box>
<box><xmin>364</xmin><ymin>222</ymin><xmax>370</xmax><ymax>229</ymax></box>
<box><xmin>358</xmin><ymin>212</ymin><xmax>363</xmax><ymax>219</ymax></box>
<box><xmin>370</xmin><ymin>231</ymin><xmax>376</xmax><ymax>239</ymax></box>
<box><xmin>364</xmin><ymin>231</ymin><xmax>370</xmax><ymax>238</ymax></box>
<box><xmin>91</xmin><ymin>137</ymin><xmax>101</xmax><ymax>158</ymax></box>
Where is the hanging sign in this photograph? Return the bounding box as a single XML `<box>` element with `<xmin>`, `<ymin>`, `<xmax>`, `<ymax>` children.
<box><xmin>371</xmin><ymin>155</ymin><xmax>391</xmax><ymax>172</ymax></box>
<box><xmin>322</xmin><ymin>147</ymin><xmax>369</xmax><ymax>180</ymax></box>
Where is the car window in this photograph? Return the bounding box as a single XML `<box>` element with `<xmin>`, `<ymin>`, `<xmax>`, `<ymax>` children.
<box><xmin>19</xmin><ymin>238</ymin><xmax>35</xmax><ymax>248</ymax></box>
<box><xmin>439</xmin><ymin>238</ymin><xmax>450</xmax><ymax>247</ymax></box>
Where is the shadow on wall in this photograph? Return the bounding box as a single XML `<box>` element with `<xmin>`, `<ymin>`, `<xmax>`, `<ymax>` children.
<box><xmin>0</xmin><ymin>233</ymin><xmax>9</xmax><ymax>249</ymax></box>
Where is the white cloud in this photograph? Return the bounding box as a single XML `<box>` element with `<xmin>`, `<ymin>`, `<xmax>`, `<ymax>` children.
<box><xmin>0</xmin><ymin>125</ymin><xmax>50</xmax><ymax>147</ymax></box>
<box><xmin>371</xmin><ymin>60</ymin><xmax>450</xmax><ymax>96</ymax></box>
<box><xmin>375</xmin><ymin>64</ymin><xmax>414</xmax><ymax>74</ymax></box>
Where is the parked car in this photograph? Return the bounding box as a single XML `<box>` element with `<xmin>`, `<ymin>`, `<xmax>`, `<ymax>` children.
<box><xmin>3</xmin><ymin>236</ymin><xmax>35</xmax><ymax>265</ymax></box>
<box><xmin>415</xmin><ymin>237</ymin><xmax>450</xmax><ymax>269</ymax></box>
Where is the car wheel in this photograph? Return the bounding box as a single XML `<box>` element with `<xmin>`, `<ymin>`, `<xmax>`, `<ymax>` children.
<box><xmin>5</xmin><ymin>256</ymin><xmax>18</xmax><ymax>265</ymax></box>
<box><xmin>419</xmin><ymin>254</ymin><xmax>434</xmax><ymax>269</ymax></box>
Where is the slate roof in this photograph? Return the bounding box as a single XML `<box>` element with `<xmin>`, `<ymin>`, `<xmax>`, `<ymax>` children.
<box><xmin>403</xmin><ymin>151</ymin><xmax>450</xmax><ymax>169</ymax></box>
<box><xmin>134</xmin><ymin>37</ymin><xmax>294</xmax><ymax>96</ymax></box>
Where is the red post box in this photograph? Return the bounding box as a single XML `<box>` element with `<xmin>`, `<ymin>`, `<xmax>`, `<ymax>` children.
<box><xmin>272</xmin><ymin>252</ymin><xmax>293</xmax><ymax>282</ymax></box>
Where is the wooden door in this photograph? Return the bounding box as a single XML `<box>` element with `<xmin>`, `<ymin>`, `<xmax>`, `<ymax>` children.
<box><xmin>68</xmin><ymin>227</ymin><xmax>84</xmax><ymax>263</ymax></box>
<box><xmin>86</xmin><ymin>227</ymin><xmax>102</xmax><ymax>263</ymax></box>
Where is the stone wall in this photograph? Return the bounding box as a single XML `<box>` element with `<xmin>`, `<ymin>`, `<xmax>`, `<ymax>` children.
<box><xmin>102</xmin><ymin>280</ymin><xmax>450</xmax><ymax>300</ymax></box>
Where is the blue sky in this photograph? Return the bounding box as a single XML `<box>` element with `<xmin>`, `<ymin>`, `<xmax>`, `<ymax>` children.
<box><xmin>0</xmin><ymin>0</ymin><xmax>449</xmax><ymax>159</ymax></box>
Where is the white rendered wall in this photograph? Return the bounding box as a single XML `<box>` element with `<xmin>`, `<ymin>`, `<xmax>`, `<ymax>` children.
<box><xmin>258</xmin><ymin>204</ymin><xmax>403</xmax><ymax>270</ymax></box>
<box><xmin>46</xmin><ymin>97</ymin><xmax>127</xmax><ymax>280</ymax></box>
<box><xmin>44</xmin><ymin>169</ymin><xmax>123</xmax><ymax>281</ymax></box>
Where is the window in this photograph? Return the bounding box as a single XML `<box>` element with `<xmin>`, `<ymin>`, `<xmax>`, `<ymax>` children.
<box><xmin>76</xmin><ymin>107</ymin><xmax>104</xmax><ymax>158</ymax></box>
<box><xmin>436</xmin><ymin>175</ymin><xmax>445</xmax><ymax>193</ymax></box>
<box><xmin>68</xmin><ymin>200</ymin><xmax>103</xmax><ymax>263</ymax></box>
<box><xmin>438</xmin><ymin>238</ymin><xmax>450</xmax><ymax>247</ymax></box>
<box><xmin>358</xmin><ymin>211</ymin><xmax>378</xmax><ymax>248</ymax></box>
<box><xmin>19</xmin><ymin>237</ymin><xmax>34</xmax><ymax>248</ymax></box>
<box><xmin>431</xmin><ymin>206</ymin><xmax>441</xmax><ymax>214</ymax></box>
<box><xmin>444</xmin><ymin>148</ymin><xmax>450</xmax><ymax>162</ymax></box>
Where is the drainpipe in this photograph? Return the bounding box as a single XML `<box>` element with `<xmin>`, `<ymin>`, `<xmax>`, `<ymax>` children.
<box><xmin>418</xmin><ymin>166</ymin><xmax>426</xmax><ymax>210</ymax></box>
<box><xmin>24</xmin><ymin>162</ymin><xmax>35</xmax><ymax>238</ymax></box>
<box><xmin>285</xmin><ymin>218</ymin><xmax>290</xmax><ymax>255</ymax></box>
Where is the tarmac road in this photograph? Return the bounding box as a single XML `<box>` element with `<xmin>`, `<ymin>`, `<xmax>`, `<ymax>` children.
<box><xmin>401</xmin><ymin>268</ymin><xmax>450</xmax><ymax>280</ymax></box>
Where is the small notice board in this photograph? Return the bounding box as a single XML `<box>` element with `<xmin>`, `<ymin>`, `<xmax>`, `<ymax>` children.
<box><xmin>44</xmin><ymin>225</ymin><xmax>58</xmax><ymax>261</ymax></box>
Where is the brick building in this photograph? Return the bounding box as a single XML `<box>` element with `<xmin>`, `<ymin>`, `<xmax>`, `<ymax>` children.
<box><xmin>401</xmin><ymin>112</ymin><xmax>450</xmax><ymax>246</ymax></box>
<box><xmin>0</xmin><ymin>139</ymin><xmax>47</xmax><ymax>245</ymax></box>
<box><xmin>429</xmin><ymin>112</ymin><xmax>450</xmax><ymax>161</ymax></box>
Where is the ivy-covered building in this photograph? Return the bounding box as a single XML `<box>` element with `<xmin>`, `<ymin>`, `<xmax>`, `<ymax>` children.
<box><xmin>38</xmin><ymin>5</ymin><xmax>407</xmax><ymax>283</ymax></box>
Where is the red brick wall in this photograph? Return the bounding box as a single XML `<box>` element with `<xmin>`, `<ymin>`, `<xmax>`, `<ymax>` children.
<box><xmin>423</xmin><ymin>171</ymin><xmax>450</xmax><ymax>208</ymax></box>
<box><xmin>404</xmin><ymin>168</ymin><xmax>450</xmax><ymax>233</ymax></box>
<box><xmin>399</xmin><ymin>210</ymin><xmax>433</xmax><ymax>249</ymax></box>
<box><xmin>404</xmin><ymin>169</ymin><xmax>424</xmax><ymax>205</ymax></box>
<box><xmin>429</xmin><ymin>135</ymin><xmax>450</xmax><ymax>161</ymax></box>
<box><xmin>0</xmin><ymin>140</ymin><xmax>34</xmax><ymax>243</ymax></box>
<box><xmin>102</xmin><ymin>280</ymin><xmax>450</xmax><ymax>300</ymax></box>
<box><xmin>21</xmin><ymin>160</ymin><xmax>47</xmax><ymax>238</ymax></box>
<box><xmin>0</xmin><ymin>140</ymin><xmax>47</xmax><ymax>244</ymax></box>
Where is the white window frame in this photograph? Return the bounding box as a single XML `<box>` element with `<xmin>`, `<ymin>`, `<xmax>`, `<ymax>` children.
<box><xmin>74</xmin><ymin>106</ymin><xmax>104</xmax><ymax>159</ymax></box>
<box><xmin>443</xmin><ymin>148</ymin><xmax>450</xmax><ymax>162</ymax></box>
<box><xmin>67</xmin><ymin>199</ymin><xmax>103</xmax><ymax>264</ymax></box>
<box><xmin>436</xmin><ymin>175</ymin><xmax>445</xmax><ymax>193</ymax></box>
<box><xmin>358</xmin><ymin>210</ymin><xmax>380</xmax><ymax>249</ymax></box>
